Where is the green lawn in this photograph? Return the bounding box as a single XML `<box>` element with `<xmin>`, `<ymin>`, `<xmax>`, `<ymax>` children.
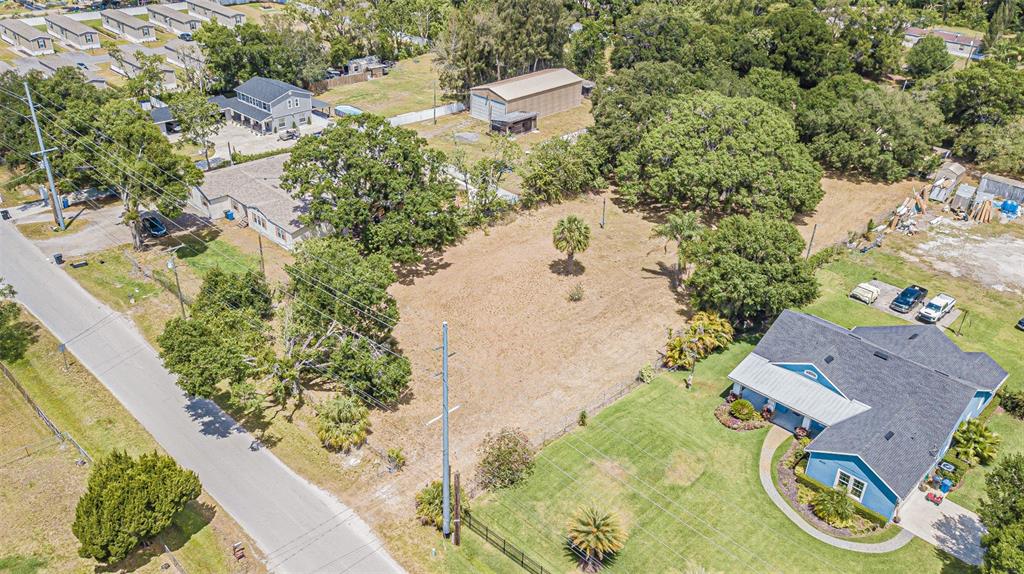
<box><xmin>319</xmin><ymin>54</ymin><xmax>445</xmax><ymax>118</ymax></box>
<box><xmin>174</xmin><ymin>234</ymin><xmax>260</xmax><ymax>277</ymax></box>
<box><xmin>455</xmin><ymin>248</ymin><xmax>1024</xmax><ymax>573</ymax></box>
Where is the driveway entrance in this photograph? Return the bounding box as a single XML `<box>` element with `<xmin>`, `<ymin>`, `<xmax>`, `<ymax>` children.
<box><xmin>899</xmin><ymin>488</ymin><xmax>985</xmax><ymax>566</ymax></box>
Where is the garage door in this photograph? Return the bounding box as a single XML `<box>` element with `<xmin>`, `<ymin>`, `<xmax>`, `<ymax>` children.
<box><xmin>470</xmin><ymin>94</ymin><xmax>489</xmax><ymax>120</ymax></box>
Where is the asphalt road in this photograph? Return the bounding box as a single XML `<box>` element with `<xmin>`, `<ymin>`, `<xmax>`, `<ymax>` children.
<box><xmin>0</xmin><ymin>222</ymin><xmax>404</xmax><ymax>574</ymax></box>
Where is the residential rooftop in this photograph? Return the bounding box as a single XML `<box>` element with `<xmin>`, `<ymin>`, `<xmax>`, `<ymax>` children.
<box><xmin>200</xmin><ymin>154</ymin><xmax>308</xmax><ymax>233</ymax></box>
<box><xmin>101</xmin><ymin>9</ymin><xmax>151</xmax><ymax>29</ymax></box>
<box><xmin>751</xmin><ymin>310</ymin><xmax>1006</xmax><ymax>499</ymax></box>
<box><xmin>235</xmin><ymin>76</ymin><xmax>311</xmax><ymax>103</ymax></box>
<box><xmin>44</xmin><ymin>13</ymin><xmax>95</xmax><ymax>36</ymax></box>
<box><xmin>1</xmin><ymin>18</ymin><xmax>50</xmax><ymax>40</ymax></box>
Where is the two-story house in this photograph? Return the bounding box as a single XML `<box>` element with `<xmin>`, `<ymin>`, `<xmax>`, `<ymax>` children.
<box><xmin>185</xmin><ymin>0</ymin><xmax>246</xmax><ymax>28</ymax></box>
<box><xmin>45</xmin><ymin>14</ymin><xmax>100</xmax><ymax>51</ymax></box>
<box><xmin>210</xmin><ymin>76</ymin><xmax>319</xmax><ymax>134</ymax></box>
<box><xmin>101</xmin><ymin>9</ymin><xmax>156</xmax><ymax>43</ymax></box>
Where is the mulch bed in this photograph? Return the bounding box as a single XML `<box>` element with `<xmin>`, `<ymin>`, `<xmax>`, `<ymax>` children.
<box><xmin>714</xmin><ymin>402</ymin><xmax>769</xmax><ymax>431</ymax></box>
<box><xmin>775</xmin><ymin>440</ymin><xmax>886</xmax><ymax>538</ymax></box>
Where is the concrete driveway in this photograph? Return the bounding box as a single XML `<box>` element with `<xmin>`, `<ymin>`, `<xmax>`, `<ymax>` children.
<box><xmin>862</xmin><ymin>280</ymin><xmax>963</xmax><ymax>330</ymax></box>
<box><xmin>178</xmin><ymin>113</ymin><xmax>333</xmax><ymax>159</ymax></box>
<box><xmin>899</xmin><ymin>488</ymin><xmax>985</xmax><ymax>566</ymax></box>
<box><xmin>16</xmin><ymin>202</ymin><xmax>131</xmax><ymax>257</ymax></box>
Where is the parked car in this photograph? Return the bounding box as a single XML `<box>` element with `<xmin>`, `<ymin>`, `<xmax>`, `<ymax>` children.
<box><xmin>849</xmin><ymin>282</ymin><xmax>880</xmax><ymax>305</ymax></box>
<box><xmin>917</xmin><ymin>294</ymin><xmax>956</xmax><ymax>323</ymax></box>
<box><xmin>76</xmin><ymin>62</ymin><xmax>88</xmax><ymax>70</ymax></box>
<box><xmin>277</xmin><ymin>129</ymin><xmax>299</xmax><ymax>141</ymax></box>
<box><xmin>178</xmin><ymin>32</ymin><xmax>193</xmax><ymax>41</ymax></box>
<box><xmin>890</xmin><ymin>285</ymin><xmax>928</xmax><ymax>313</ymax></box>
<box><xmin>1016</xmin><ymin>317</ymin><xmax>1024</xmax><ymax>331</ymax></box>
<box><xmin>141</xmin><ymin>215</ymin><xmax>167</xmax><ymax>238</ymax></box>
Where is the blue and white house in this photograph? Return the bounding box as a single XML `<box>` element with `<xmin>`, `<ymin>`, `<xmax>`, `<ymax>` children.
<box><xmin>728</xmin><ymin>311</ymin><xmax>1007</xmax><ymax>520</ymax></box>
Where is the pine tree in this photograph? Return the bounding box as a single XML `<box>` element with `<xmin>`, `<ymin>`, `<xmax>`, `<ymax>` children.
<box><xmin>73</xmin><ymin>451</ymin><xmax>201</xmax><ymax>564</ymax></box>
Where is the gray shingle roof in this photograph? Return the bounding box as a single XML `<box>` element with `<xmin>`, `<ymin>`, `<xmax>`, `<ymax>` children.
<box><xmin>210</xmin><ymin>95</ymin><xmax>271</xmax><ymax>121</ymax></box>
<box><xmin>199</xmin><ymin>154</ymin><xmax>308</xmax><ymax>233</ymax></box>
<box><xmin>235</xmin><ymin>76</ymin><xmax>310</xmax><ymax>104</ymax></box>
<box><xmin>753</xmin><ymin>311</ymin><xmax>1004</xmax><ymax>499</ymax></box>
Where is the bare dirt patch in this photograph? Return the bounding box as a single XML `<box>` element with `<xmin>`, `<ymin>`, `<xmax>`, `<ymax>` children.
<box><xmin>358</xmin><ymin>192</ymin><xmax>681</xmax><ymax>520</ymax></box>
<box><xmin>795</xmin><ymin>177</ymin><xmax>925</xmax><ymax>253</ymax></box>
<box><xmin>898</xmin><ymin>219</ymin><xmax>1024</xmax><ymax>294</ymax></box>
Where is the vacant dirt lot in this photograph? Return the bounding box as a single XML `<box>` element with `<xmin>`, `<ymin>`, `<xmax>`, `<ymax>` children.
<box><xmin>366</xmin><ymin>193</ymin><xmax>681</xmax><ymax>512</ymax></box>
<box><xmin>897</xmin><ymin>218</ymin><xmax>1024</xmax><ymax>293</ymax></box>
<box><xmin>795</xmin><ymin>177</ymin><xmax>925</xmax><ymax>253</ymax></box>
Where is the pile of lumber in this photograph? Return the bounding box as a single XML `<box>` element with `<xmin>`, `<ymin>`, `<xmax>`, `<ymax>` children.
<box><xmin>969</xmin><ymin>199</ymin><xmax>994</xmax><ymax>222</ymax></box>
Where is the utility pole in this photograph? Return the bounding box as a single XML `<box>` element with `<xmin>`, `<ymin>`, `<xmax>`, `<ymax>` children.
<box><xmin>257</xmin><ymin>234</ymin><xmax>266</xmax><ymax>275</ymax></box>
<box><xmin>24</xmin><ymin>81</ymin><xmax>64</xmax><ymax>230</ymax></box>
<box><xmin>956</xmin><ymin>308</ymin><xmax>969</xmax><ymax>337</ymax></box>
<box><xmin>167</xmin><ymin>258</ymin><xmax>186</xmax><ymax>319</ymax></box>
<box><xmin>453</xmin><ymin>471</ymin><xmax>462</xmax><ymax>546</ymax></box>
<box><xmin>441</xmin><ymin>321</ymin><xmax>451</xmax><ymax>537</ymax></box>
<box><xmin>804</xmin><ymin>223</ymin><xmax>818</xmax><ymax>259</ymax></box>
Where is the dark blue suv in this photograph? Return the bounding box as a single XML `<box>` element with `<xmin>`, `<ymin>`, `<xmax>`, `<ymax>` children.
<box><xmin>890</xmin><ymin>285</ymin><xmax>928</xmax><ymax>314</ymax></box>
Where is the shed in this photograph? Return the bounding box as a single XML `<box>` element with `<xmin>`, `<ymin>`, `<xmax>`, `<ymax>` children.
<box><xmin>928</xmin><ymin>161</ymin><xmax>965</xmax><ymax>203</ymax></box>
<box><xmin>977</xmin><ymin>173</ymin><xmax>1024</xmax><ymax>204</ymax></box>
<box><xmin>469</xmin><ymin>68</ymin><xmax>583</xmax><ymax>122</ymax></box>
<box><xmin>490</xmin><ymin>111</ymin><xmax>537</xmax><ymax>135</ymax></box>
<box><xmin>950</xmin><ymin>183</ymin><xmax>976</xmax><ymax>211</ymax></box>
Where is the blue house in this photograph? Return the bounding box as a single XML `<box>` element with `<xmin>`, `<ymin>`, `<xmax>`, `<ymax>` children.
<box><xmin>728</xmin><ymin>311</ymin><xmax>1007</xmax><ymax>520</ymax></box>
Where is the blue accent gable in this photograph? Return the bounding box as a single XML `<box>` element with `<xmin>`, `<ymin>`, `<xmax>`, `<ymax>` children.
<box><xmin>961</xmin><ymin>390</ymin><xmax>992</xmax><ymax>422</ymax></box>
<box><xmin>773</xmin><ymin>363</ymin><xmax>846</xmax><ymax>399</ymax></box>
<box><xmin>806</xmin><ymin>451</ymin><xmax>900</xmax><ymax>520</ymax></box>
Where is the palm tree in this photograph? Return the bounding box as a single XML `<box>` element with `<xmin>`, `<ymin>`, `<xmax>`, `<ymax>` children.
<box><xmin>812</xmin><ymin>488</ymin><xmax>855</xmax><ymax>527</ymax></box>
<box><xmin>652</xmin><ymin>211</ymin><xmax>704</xmax><ymax>287</ymax></box>
<box><xmin>553</xmin><ymin>215</ymin><xmax>591</xmax><ymax>265</ymax></box>
<box><xmin>953</xmin><ymin>419</ymin><xmax>1001</xmax><ymax>467</ymax></box>
<box><xmin>567</xmin><ymin>507</ymin><xmax>626</xmax><ymax>572</ymax></box>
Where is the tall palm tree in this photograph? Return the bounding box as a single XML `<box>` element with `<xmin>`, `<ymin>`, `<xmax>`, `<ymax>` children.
<box><xmin>567</xmin><ymin>507</ymin><xmax>626</xmax><ymax>572</ymax></box>
<box><xmin>953</xmin><ymin>419</ymin><xmax>1001</xmax><ymax>467</ymax></box>
<box><xmin>553</xmin><ymin>215</ymin><xmax>591</xmax><ymax>265</ymax></box>
<box><xmin>652</xmin><ymin>211</ymin><xmax>704</xmax><ymax>287</ymax></box>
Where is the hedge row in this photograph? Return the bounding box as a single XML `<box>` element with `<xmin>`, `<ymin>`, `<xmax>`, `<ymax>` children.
<box><xmin>226</xmin><ymin>147</ymin><xmax>291</xmax><ymax>167</ymax></box>
<box><xmin>794</xmin><ymin>469</ymin><xmax>890</xmax><ymax>528</ymax></box>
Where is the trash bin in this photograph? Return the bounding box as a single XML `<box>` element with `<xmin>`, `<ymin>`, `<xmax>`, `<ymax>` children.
<box><xmin>62</xmin><ymin>196</ymin><xmax>69</xmax><ymax>208</ymax></box>
<box><xmin>0</xmin><ymin>210</ymin><xmax>9</xmax><ymax>221</ymax></box>
<box><xmin>940</xmin><ymin>478</ymin><xmax>953</xmax><ymax>493</ymax></box>
<box><xmin>224</xmin><ymin>210</ymin><xmax>235</xmax><ymax>221</ymax></box>
<box><xmin>53</xmin><ymin>253</ymin><xmax>64</xmax><ymax>265</ymax></box>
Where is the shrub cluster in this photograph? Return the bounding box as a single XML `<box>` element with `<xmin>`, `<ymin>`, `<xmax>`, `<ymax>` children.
<box><xmin>664</xmin><ymin>312</ymin><xmax>734</xmax><ymax>370</ymax></box>
<box><xmin>314</xmin><ymin>394</ymin><xmax>371</xmax><ymax>451</ymax></box>
<box><xmin>811</xmin><ymin>488</ymin><xmax>855</xmax><ymax>528</ymax></box>
<box><xmin>729</xmin><ymin>399</ymin><xmax>759</xmax><ymax>422</ymax></box>
<box><xmin>476</xmin><ymin>427</ymin><xmax>535</xmax><ymax>491</ymax></box>
<box><xmin>1000</xmin><ymin>390</ymin><xmax>1024</xmax><ymax>420</ymax></box>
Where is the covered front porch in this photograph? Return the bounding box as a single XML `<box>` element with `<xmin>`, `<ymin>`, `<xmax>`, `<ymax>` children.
<box><xmin>732</xmin><ymin>381</ymin><xmax>826</xmax><ymax>437</ymax></box>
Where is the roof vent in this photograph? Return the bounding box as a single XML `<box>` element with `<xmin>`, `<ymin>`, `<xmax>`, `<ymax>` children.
<box><xmin>884</xmin><ymin>431</ymin><xmax>895</xmax><ymax>441</ymax></box>
<box><xmin>824</xmin><ymin>355</ymin><xmax>834</xmax><ymax>364</ymax></box>
<box><xmin>873</xmin><ymin>351</ymin><xmax>890</xmax><ymax>360</ymax></box>
<box><xmin>934</xmin><ymin>370</ymin><xmax>950</xmax><ymax>378</ymax></box>
<box><xmin>909</xmin><ymin>333</ymin><xmax>920</xmax><ymax>340</ymax></box>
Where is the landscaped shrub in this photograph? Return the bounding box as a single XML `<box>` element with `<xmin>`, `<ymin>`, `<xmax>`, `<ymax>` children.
<box><xmin>664</xmin><ymin>312</ymin><xmax>734</xmax><ymax>369</ymax></box>
<box><xmin>415</xmin><ymin>480</ymin><xmax>462</xmax><ymax>530</ymax></box>
<box><xmin>387</xmin><ymin>448</ymin><xmax>406</xmax><ymax>473</ymax></box>
<box><xmin>812</xmin><ymin>488</ymin><xmax>855</xmax><ymax>528</ymax></box>
<box><xmin>729</xmin><ymin>399</ymin><xmax>759</xmax><ymax>422</ymax></box>
<box><xmin>1000</xmin><ymin>390</ymin><xmax>1024</xmax><ymax>420</ymax></box>
<box><xmin>637</xmin><ymin>363</ymin><xmax>656</xmax><ymax>384</ymax></box>
<box><xmin>795</xmin><ymin>468</ymin><xmax>889</xmax><ymax>528</ymax></box>
<box><xmin>567</xmin><ymin>507</ymin><xmax>627</xmax><ymax>572</ymax></box>
<box><xmin>936</xmin><ymin>454</ymin><xmax>969</xmax><ymax>485</ymax></box>
<box><xmin>476</xmin><ymin>427</ymin><xmax>535</xmax><ymax>491</ymax></box>
<box><xmin>314</xmin><ymin>394</ymin><xmax>371</xmax><ymax>451</ymax></box>
<box><xmin>953</xmin><ymin>419</ymin><xmax>1001</xmax><ymax>467</ymax></box>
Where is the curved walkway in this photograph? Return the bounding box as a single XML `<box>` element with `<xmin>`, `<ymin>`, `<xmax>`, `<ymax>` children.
<box><xmin>758</xmin><ymin>425</ymin><xmax>915</xmax><ymax>553</ymax></box>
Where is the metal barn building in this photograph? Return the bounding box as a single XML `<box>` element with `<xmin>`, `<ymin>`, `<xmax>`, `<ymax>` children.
<box><xmin>469</xmin><ymin>68</ymin><xmax>583</xmax><ymax>126</ymax></box>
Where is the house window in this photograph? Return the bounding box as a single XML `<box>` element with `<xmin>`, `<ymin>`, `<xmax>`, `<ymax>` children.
<box><xmin>143</xmin><ymin>27</ymin><xmax>150</xmax><ymax>37</ymax></box>
<box><xmin>235</xmin><ymin>15</ymin><xmax>243</xmax><ymax>25</ymax></box>
<box><xmin>835</xmin><ymin>470</ymin><xmax>867</xmax><ymax>502</ymax></box>
<box><xmin>85</xmin><ymin>33</ymin><xmax>93</xmax><ymax>43</ymax></box>
<box><xmin>278</xmin><ymin>118</ymin><xmax>286</xmax><ymax>128</ymax></box>
<box><xmin>37</xmin><ymin>39</ymin><xmax>46</xmax><ymax>49</ymax></box>
<box><xmin>190</xmin><ymin>21</ymin><xmax>198</xmax><ymax>29</ymax></box>
<box><xmin>276</xmin><ymin>227</ymin><xmax>286</xmax><ymax>240</ymax></box>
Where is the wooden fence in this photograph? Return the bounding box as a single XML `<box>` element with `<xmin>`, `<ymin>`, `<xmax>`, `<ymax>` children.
<box><xmin>463</xmin><ymin>510</ymin><xmax>551</xmax><ymax>574</ymax></box>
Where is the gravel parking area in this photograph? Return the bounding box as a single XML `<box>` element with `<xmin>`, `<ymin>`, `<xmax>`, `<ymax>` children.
<box><xmin>859</xmin><ymin>279</ymin><xmax>962</xmax><ymax>330</ymax></box>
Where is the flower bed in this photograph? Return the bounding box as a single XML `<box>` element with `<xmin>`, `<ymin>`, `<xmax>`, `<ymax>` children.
<box><xmin>775</xmin><ymin>440</ymin><xmax>891</xmax><ymax>537</ymax></box>
<box><xmin>714</xmin><ymin>402</ymin><xmax>769</xmax><ymax>431</ymax></box>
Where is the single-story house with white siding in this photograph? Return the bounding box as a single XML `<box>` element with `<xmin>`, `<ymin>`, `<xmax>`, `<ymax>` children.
<box><xmin>162</xmin><ymin>38</ymin><xmax>205</xmax><ymax>70</ymax></box>
<box><xmin>188</xmin><ymin>153</ymin><xmax>327</xmax><ymax>249</ymax></box>
<box><xmin>101</xmin><ymin>9</ymin><xmax>156</xmax><ymax>43</ymax></box>
<box><xmin>0</xmin><ymin>19</ymin><xmax>54</xmax><ymax>55</ymax></box>
<box><xmin>186</xmin><ymin>0</ymin><xmax>246</xmax><ymax>28</ymax></box>
<box><xmin>147</xmin><ymin>4</ymin><xmax>203</xmax><ymax>36</ymax></box>
<box><xmin>110</xmin><ymin>48</ymin><xmax>177</xmax><ymax>92</ymax></box>
<box><xmin>45</xmin><ymin>14</ymin><xmax>101</xmax><ymax>50</ymax></box>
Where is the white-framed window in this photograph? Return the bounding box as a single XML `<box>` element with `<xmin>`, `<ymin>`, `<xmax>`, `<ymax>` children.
<box><xmin>276</xmin><ymin>227</ymin><xmax>286</xmax><ymax>240</ymax></box>
<box><xmin>142</xmin><ymin>27</ymin><xmax>150</xmax><ymax>37</ymax></box>
<box><xmin>85</xmin><ymin>33</ymin><xmax>94</xmax><ymax>43</ymax></box>
<box><xmin>37</xmin><ymin>39</ymin><xmax>46</xmax><ymax>49</ymax></box>
<box><xmin>278</xmin><ymin>118</ymin><xmax>286</xmax><ymax>127</ymax></box>
<box><xmin>190</xmin><ymin>21</ymin><xmax>198</xmax><ymax>30</ymax></box>
<box><xmin>835</xmin><ymin>470</ymin><xmax>867</xmax><ymax>501</ymax></box>
<box><xmin>235</xmin><ymin>15</ymin><xmax>243</xmax><ymax>25</ymax></box>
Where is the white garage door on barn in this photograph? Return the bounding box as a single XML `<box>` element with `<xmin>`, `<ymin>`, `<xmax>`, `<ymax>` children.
<box><xmin>469</xmin><ymin>93</ymin><xmax>506</xmax><ymax>121</ymax></box>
